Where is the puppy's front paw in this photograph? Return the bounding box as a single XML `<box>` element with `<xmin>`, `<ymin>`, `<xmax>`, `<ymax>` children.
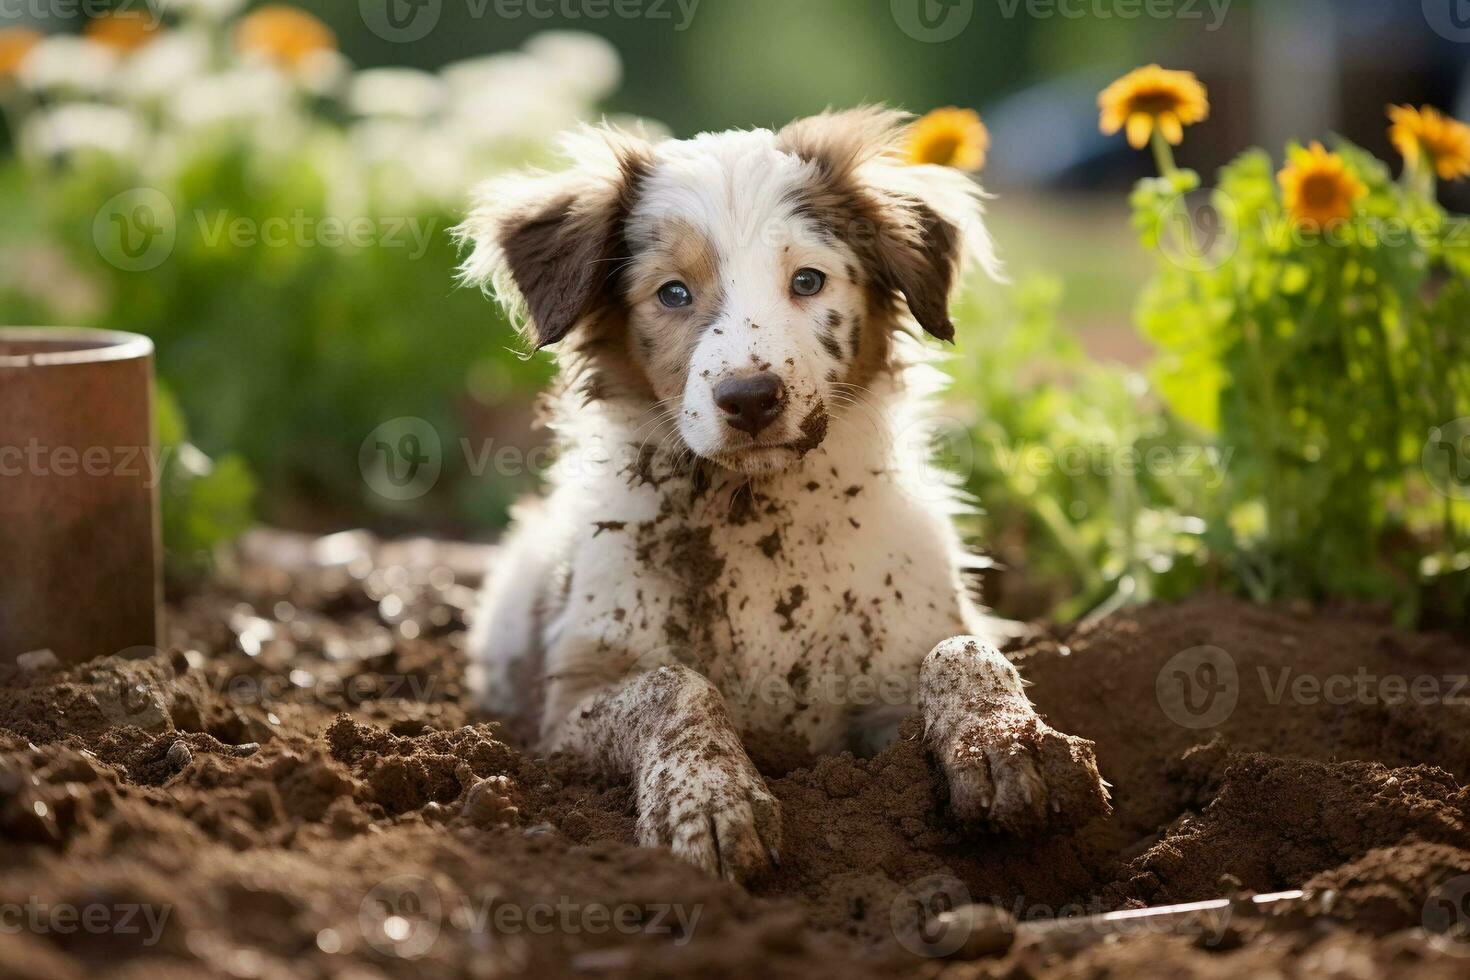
<box><xmin>937</xmin><ymin>709</ymin><xmax>1109</xmax><ymax>835</ymax></box>
<box><xmin>637</xmin><ymin>753</ymin><xmax>782</xmax><ymax>883</ymax></box>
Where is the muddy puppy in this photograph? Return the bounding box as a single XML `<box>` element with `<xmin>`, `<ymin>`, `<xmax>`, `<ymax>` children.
<box><xmin>456</xmin><ymin>108</ymin><xmax>1110</xmax><ymax>881</ymax></box>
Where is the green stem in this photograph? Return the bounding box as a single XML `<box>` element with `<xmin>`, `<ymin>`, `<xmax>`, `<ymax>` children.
<box><xmin>1151</xmin><ymin>131</ymin><xmax>1178</xmax><ymax>177</ymax></box>
<box><xmin>1241</xmin><ymin>273</ymin><xmax>1291</xmax><ymax>575</ymax></box>
<box><xmin>1421</xmin><ymin>166</ymin><xmax>1438</xmax><ymax>203</ymax></box>
<box><xmin>1402</xmin><ymin>155</ymin><xmax>1438</xmax><ymax>202</ymax></box>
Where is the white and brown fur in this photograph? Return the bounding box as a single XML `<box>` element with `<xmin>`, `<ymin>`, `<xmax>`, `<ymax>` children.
<box><xmin>456</xmin><ymin>108</ymin><xmax>1108</xmax><ymax>882</ymax></box>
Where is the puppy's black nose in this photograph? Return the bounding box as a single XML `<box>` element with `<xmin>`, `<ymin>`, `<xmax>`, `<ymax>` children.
<box><xmin>715</xmin><ymin>372</ymin><xmax>785</xmax><ymax>435</ymax></box>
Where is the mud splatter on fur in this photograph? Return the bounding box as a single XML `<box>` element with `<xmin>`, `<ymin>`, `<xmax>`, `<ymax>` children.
<box><xmin>461</xmin><ymin>110</ymin><xmax>1098</xmax><ymax>883</ymax></box>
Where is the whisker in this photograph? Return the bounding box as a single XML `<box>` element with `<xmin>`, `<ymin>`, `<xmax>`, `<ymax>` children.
<box><xmin>827</xmin><ymin>390</ymin><xmax>888</xmax><ymax>443</ymax></box>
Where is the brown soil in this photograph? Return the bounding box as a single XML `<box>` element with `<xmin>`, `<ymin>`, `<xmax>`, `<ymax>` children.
<box><xmin>3</xmin><ymin>531</ymin><xmax>1469</xmax><ymax>978</ymax></box>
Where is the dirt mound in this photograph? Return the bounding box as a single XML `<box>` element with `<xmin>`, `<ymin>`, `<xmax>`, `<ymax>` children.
<box><xmin>3</xmin><ymin>535</ymin><xmax>1470</xmax><ymax>977</ymax></box>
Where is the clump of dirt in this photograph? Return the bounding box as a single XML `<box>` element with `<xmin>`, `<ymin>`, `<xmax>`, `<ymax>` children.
<box><xmin>1307</xmin><ymin>842</ymin><xmax>1470</xmax><ymax>934</ymax></box>
<box><xmin>2</xmin><ymin>531</ymin><xmax>1469</xmax><ymax>978</ymax></box>
<box><xmin>1109</xmin><ymin>755</ymin><xmax>1468</xmax><ymax>906</ymax></box>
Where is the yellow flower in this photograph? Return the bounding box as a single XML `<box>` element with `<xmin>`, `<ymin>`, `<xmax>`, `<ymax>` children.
<box><xmin>1099</xmin><ymin>64</ymin><xmax>1209</xmax><ymax>149</ymax></box>
<box><xmin>236</xmin><ymin>4</ymin><xmax>337</xmax><ymax>69</ymax></box>
<box><xmin>908</xmin><ymin>107</ymin><xmax>989</xmax><ymax>172</ymax></box>
<box><xmin>0</xmin><ymin>26</ymin><xmax>42</xmax><ymax>78</ymax></box>
<box><xmin>1388</xmin><ymin>104</ymin><xmax>1470</xmax><ymax>182</ymax></box>
<box><xmin>83</xmin><ymin>12</ymin><xmax>160</xmax><ymax>54</ymax></box>
<box><xmin>1278</xmin><ymin>142</ymin><xmax>1367</xmax><ymax>230</ymax></box>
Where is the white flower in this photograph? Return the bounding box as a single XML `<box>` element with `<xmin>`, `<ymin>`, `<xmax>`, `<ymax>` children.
<box><xmin>445</xmin><ymin>88</ymin><xmax>581</xmax><ymax>148</ymax></box>
<box><xmin>440</xmin><ymin>52</ymin><xmax>584</xmax><ymax>145</ymax></box>
<box><xmin>439</xmin><ymin>52</ymin><xmax>554</xmax><ymax>102</ymax></box>
<box><xmin>118</xmin><ymin>29</ymin><xmax>211</xmax><ymax>103</ymax></box>
<box><xmin>351</xmin><ymin>118</ymin><xmax>419</xmax><ymax>159</ymax></box>
<box><xmin>22</xmin><ymin>103</ymin><xmax>146</xmax><ymax>161</ymax></box>
<box><xmin>235</xmin><ymin>46</ymin><xmax>349</xmax><ymax>98</ymax></box>
<box><xmin>352</xmin><ymin>118</ymin><xmax>474</xmax><ymax>205</ymax></box>
<box><xmin>412</xmin><ymin>124</ymin><xmax>476</xmax><ymax>198</ymax></box>
<box><xmin>348</xmin><ymin>67</ymin><xmax>445</xmax><ymax>120</ymax></box>
<box><xmin>169</xmin><ymin>66</ymin><xmax>293</xmax><ymax>128</ymax></box>
<box><xmin>523</xmin><ymin>31</ymin><xmax>622</xmax><ymax>103</ymax></box>
<box><xmin>18</xmin><ymin>35</ymin><xmax>118</xmax><ymax>95</ymax></box>
<box><xmin>295</xmin><ymin>48</ymin><xmax>350</xmax><ymax>97</ymax></box>
<box><xmin>156</xmin><ymin>0</ymin><xmax>247</xmax><ymax>18</ymax></box>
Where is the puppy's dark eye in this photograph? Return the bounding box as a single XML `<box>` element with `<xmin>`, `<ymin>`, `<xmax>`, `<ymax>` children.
<box><xmin>658</xmin><ymin>281</ymin><xmax>693</xmax><ymax>309</ymax></box>
<box><xmin>791</xmin><ymin>268</ymin><xmax>826</xmax><ymax>297</ymax></box>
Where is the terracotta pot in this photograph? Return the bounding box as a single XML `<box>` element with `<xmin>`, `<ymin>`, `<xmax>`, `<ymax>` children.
<box><xmin>0</xmin><ymin>328</ymin><xmax>162</xmax><ymax>666</ymax></box>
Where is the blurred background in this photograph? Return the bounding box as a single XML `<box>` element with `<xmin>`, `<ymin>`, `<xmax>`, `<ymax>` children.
<box><xmin>2</xmin><ymin>0</ymin><xmax>1467</xmax><ymax>623</ymax></box>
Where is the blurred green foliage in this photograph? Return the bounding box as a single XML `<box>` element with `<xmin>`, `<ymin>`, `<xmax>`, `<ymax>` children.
<box><xmin>1132</xmin><ymin>142</ymin><xmax>1470</xmax><ymax>623</ymax></box>
<box><xmin>3</xmin><ymin>2</ymin><xmax>1465</xmax><ymax>626</ymax></box>
<box><xmin>62</xmin><ymin>145</ymin><xmax>547</xmax><ymax>526</ymax></box>
<box><xmin>950</xmin><ymin>276</ymin><xmax>1217</xmax><ymax>621</ymax></box>
<box><xmin>4</xmin><ymin>141</ymin><xmax>550</xmax><ymax>547</ymax></box>
<box><xmin>155</xmin><ymin>382</ymin><xmax>256</xmax><ymax>577</ymax></box>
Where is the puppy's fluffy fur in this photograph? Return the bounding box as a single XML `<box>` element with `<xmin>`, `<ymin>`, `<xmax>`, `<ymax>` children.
<box><xmin>457</xmin><ymin>108</ymin><xmax>1108</xmax><ymax>881</ymax></box>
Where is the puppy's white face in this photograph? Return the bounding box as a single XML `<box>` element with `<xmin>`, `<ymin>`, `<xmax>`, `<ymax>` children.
<box><xmin>622</xmin><ymin>132</ymin><xmax>863</xmax><ymax>475</ymax></box>
<box><xmin>458</xmin><ymin>108</ymin><xmax>997</xmax><ymax>479</ymax></box>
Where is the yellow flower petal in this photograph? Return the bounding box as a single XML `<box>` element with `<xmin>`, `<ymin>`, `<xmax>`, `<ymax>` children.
<box><xmin>1098</xmin><ymin>64</ymin><xmax>1209</xmax><ymax>152</ymax></box>
<box><xmin>84</xmin><ymin>12</ymin><xmax>160</xmax><ymax>54</ymax></box>
<box><xmin>0</xmin><ymin>26</ymin><xmax>42</xmax><ymax>77</ymax></box>
<box><xmin>1157</xmin><ymin>111</ymin><xmax>1184</xmax><ymax>145</ymax></box>
<box><xmin>1126</xmin><ymin>113</ymin><xmax>1153</xmax><ymax>150</ymax></box>
<box><xmin>1388</xmin><ymin>104</ymin><xmax>1470</xmax><ymax>182</ymax></box>
<box><xmin>236</xmin><ymin>4</ymin><xmax>337</xmax><ymax>69</ymax></box>
<box><xmin>908</xmin><ymin>107</ymin><xmax>990</xmax><ymax>173</ymax></box>
<box><xmin>1278</xmin><ymin>142</ymin><xmax>1367</xmax><ymax>229</ymax></box>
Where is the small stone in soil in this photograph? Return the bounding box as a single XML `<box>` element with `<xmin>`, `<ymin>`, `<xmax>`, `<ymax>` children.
<box><xmin>17</xmin><ymin>649</ymin><xmax>60</xmax><ymax>672</ymax></box>
<box><xmin>166</xmin><ymin>741</ymin><xmax>193</xmax><ymax>768</ymax></box>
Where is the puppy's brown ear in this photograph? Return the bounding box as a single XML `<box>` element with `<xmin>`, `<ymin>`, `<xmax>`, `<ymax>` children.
<box><xmin>870</xmin><ymin>198</ymin><xmax>965</xmax><ymax>343</ymax></box>
<box><xmin>456</xmin><ymin>127</ymin><xmax>653</xmax><ymax>349</ymax></box>
<box><xmin>778</xmin><ymin>107</ymin><xmax>999</xmax><ymax>343</ymax></box>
